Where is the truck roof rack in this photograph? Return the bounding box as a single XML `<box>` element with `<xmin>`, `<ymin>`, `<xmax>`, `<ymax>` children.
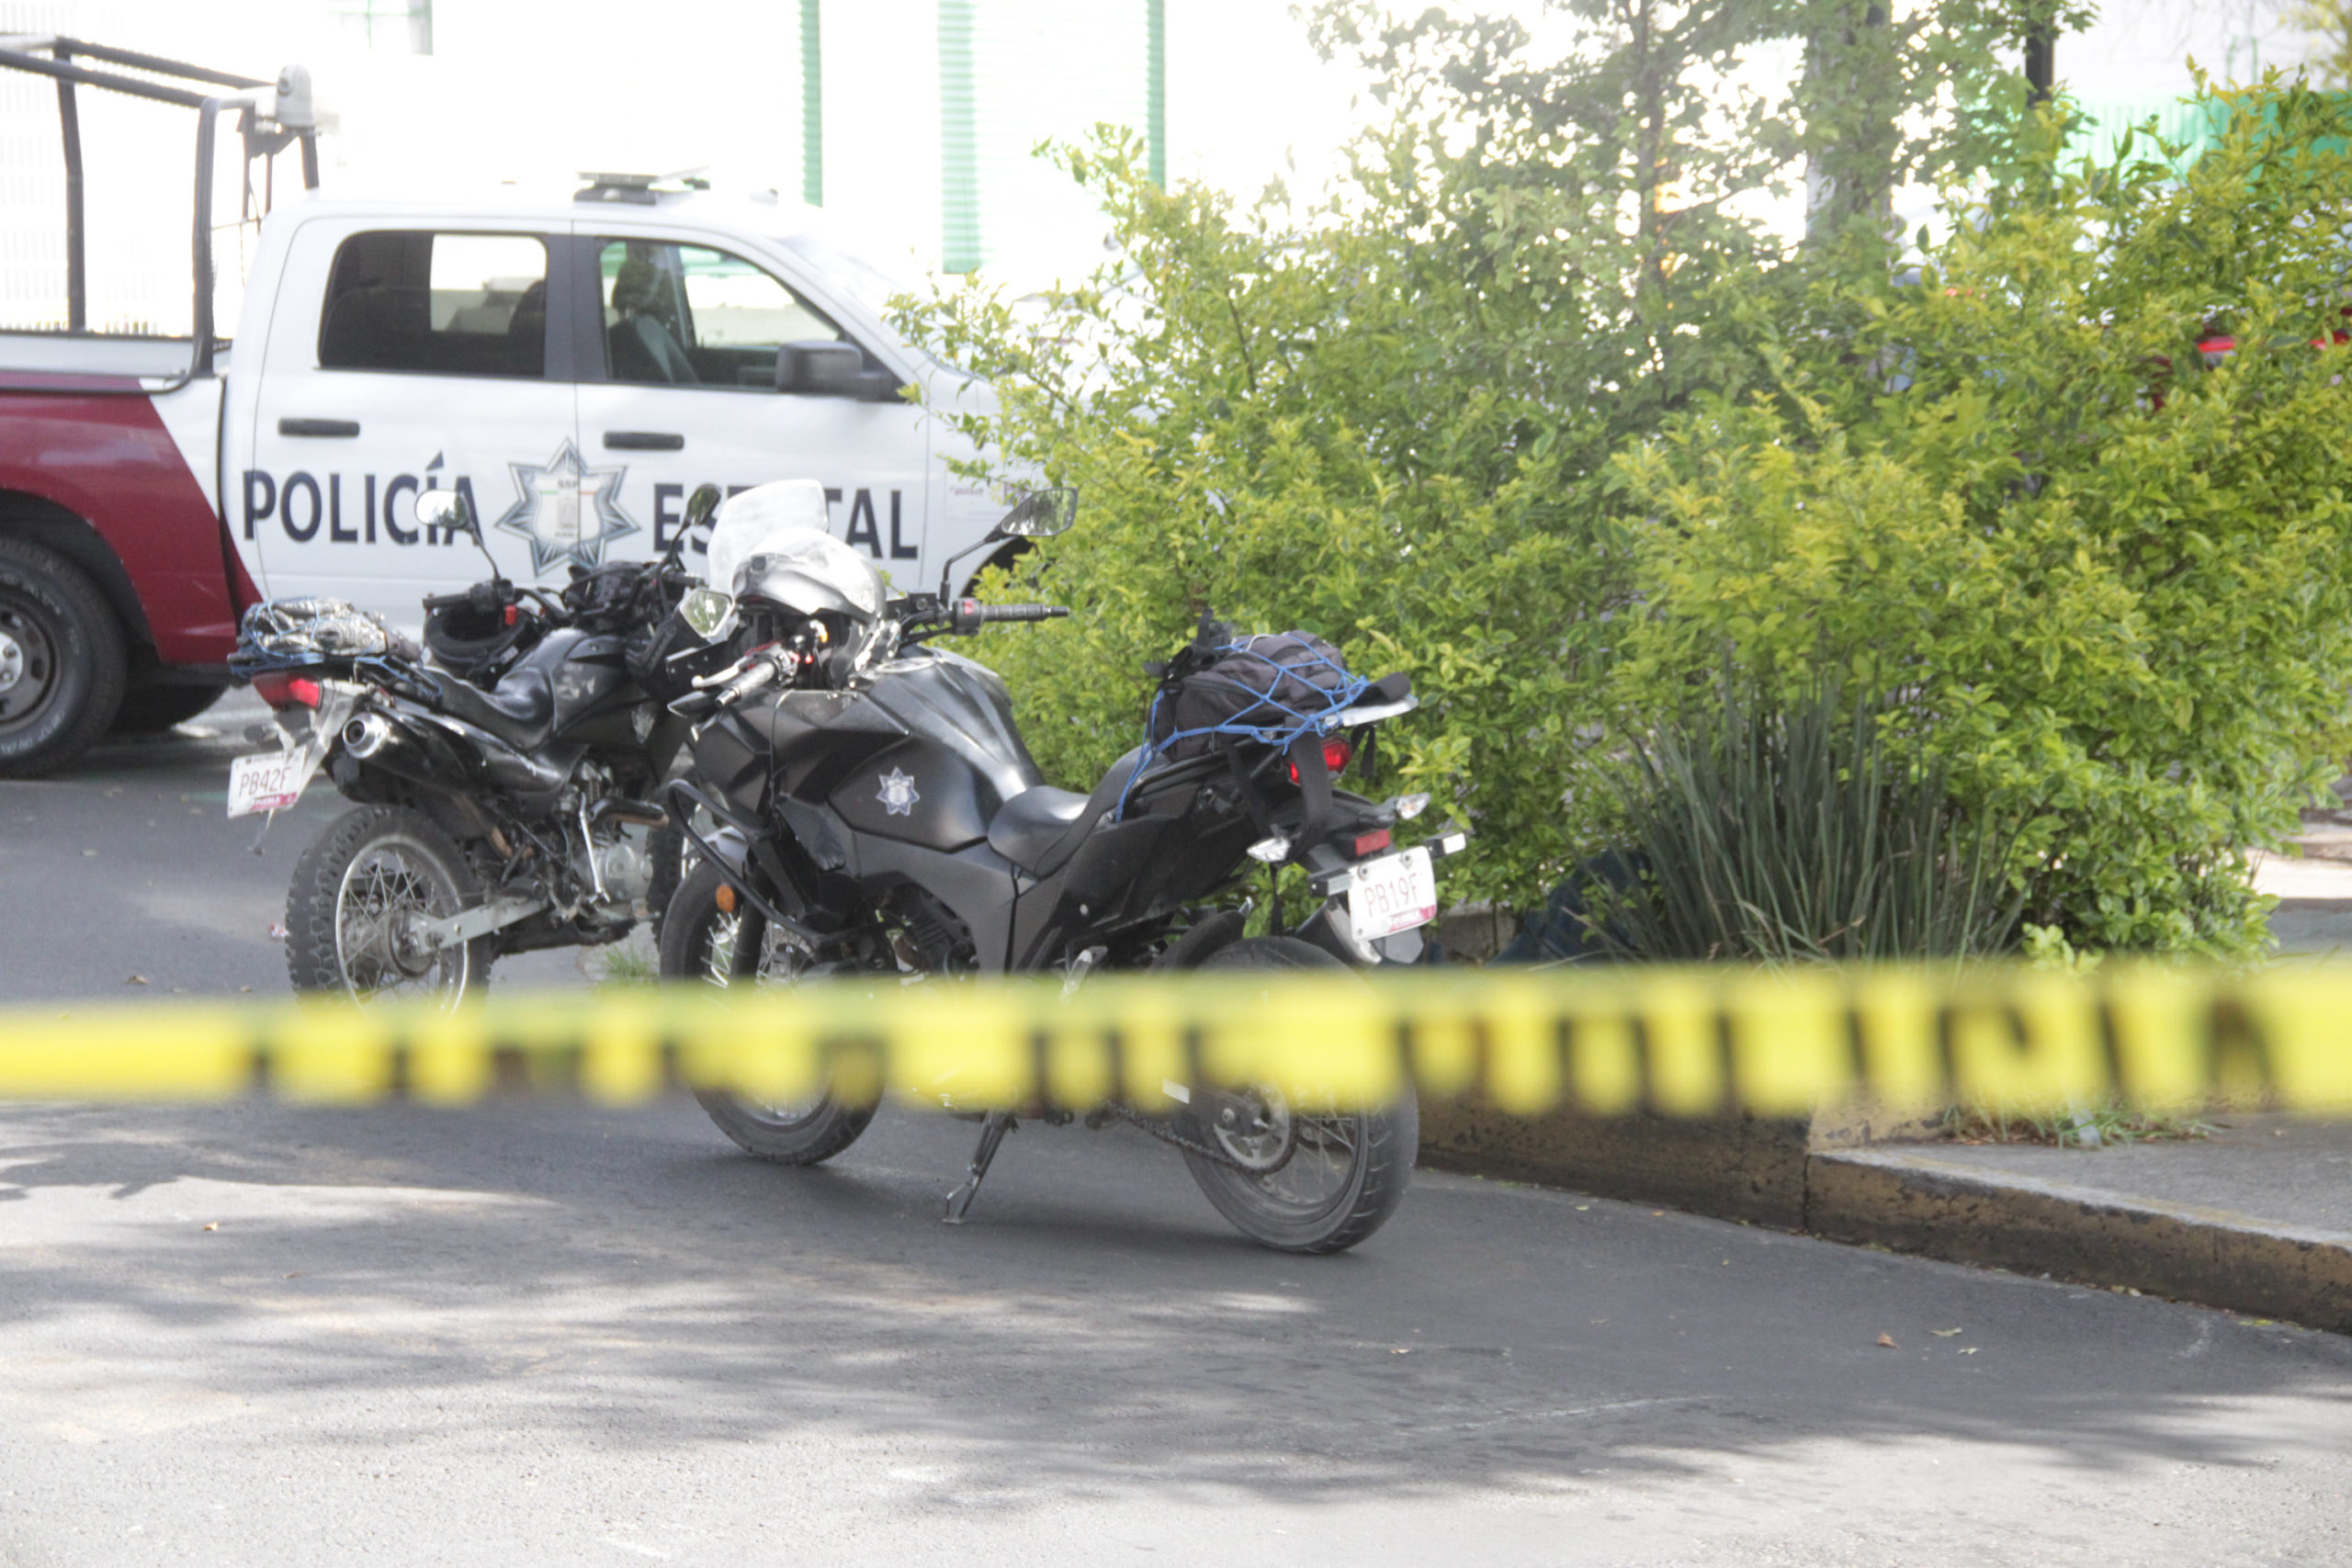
<box><xmin>0</xmin><ymin>36</ymin><xmax>318</xmax><ymax>380</ymax></box>
<box><xmin>574</xmin><ymin>169</ymin><xmax>711</xmax><ymax>206</ymax></box>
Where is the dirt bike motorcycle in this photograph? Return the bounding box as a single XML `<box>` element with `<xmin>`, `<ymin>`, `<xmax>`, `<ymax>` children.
<box><xmin>656</xmin><ymin>486</ymin><xmax>1469</xmax><ymax>1253</ymax></box>
<box><xmin>227</xmin><ymin>486</ymin><xmax>727</xmax><ymax>1004</ymax></box>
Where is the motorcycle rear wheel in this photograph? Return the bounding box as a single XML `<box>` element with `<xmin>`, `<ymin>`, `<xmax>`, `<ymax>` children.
<box><xmin>660</xmin><ymin>858</ymin><xmax>876</xmax><ymax>1165</ymax></box>
<box><xmin>285</xmin><ymin>806</ymin><xmax>493</xmax><ymax>1006</ymax></box>
<box><xmin>1180</xmin><ymin>936</ymin><xmax>1419</xmax><ymax>1255</ymax></box>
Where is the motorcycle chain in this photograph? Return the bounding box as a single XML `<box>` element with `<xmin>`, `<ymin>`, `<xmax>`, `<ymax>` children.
<box><xmin>1103</xmin><ymin>1100</ymin><xmax>1262</xmax><ymax>1174</ymax></box>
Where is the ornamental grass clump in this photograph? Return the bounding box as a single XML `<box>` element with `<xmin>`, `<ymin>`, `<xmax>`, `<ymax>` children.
<box><xmin>1598</xmin><ymin>681</ymin><xmax>2023</xmax><ymax>964</ymax></box>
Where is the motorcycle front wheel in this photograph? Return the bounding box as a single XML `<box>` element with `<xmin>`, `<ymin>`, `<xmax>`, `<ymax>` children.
<box><xmin>285</xmin><ymin>806</ymin><xmax>493</xmax><ymax>1006</ymax></box>
<box><xmin>1180</xmin><ymin>936</ymin><xmax>1419</xmax><ymax>1255</ymax></box>
<box><xmin>659</xmin><ymin>858</ymin><xmax>876</xmax><ymax>1165</ymax></box>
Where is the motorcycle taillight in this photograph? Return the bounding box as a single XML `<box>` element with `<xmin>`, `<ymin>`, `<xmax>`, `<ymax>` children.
<box><xmin>253</xmin><ymin>672</ymin><xmax>322</xmax><ymax>710</ymax></box>
<box><xmin>1286</xmin><ymin>738</ymin><xmax>1353</xmax><ymax>784</ymax></box>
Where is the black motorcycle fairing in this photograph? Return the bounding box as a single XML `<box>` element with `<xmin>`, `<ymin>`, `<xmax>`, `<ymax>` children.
<box><xmin>695</xmin><ymin>705</ymin><xmax>774</xmax><ymax>819</ymax></box>
<box><xmin>853</xmin><ymin>649</ymin><xmax>1044</xmax><ymax>807</ymax></box>
<box><xmin>713</xmin><ymin>649</ymin><xmax>1044</xmax><ymax>857</ymax></box>
<box><xmin>548</xmin><ymin>633</ymin><xmax>645</xmax><ymax>748</ymax></box>
<box><xmin>830</xmin><ymin>736</ymin><xmax>992</xmax><ymax>851</ymax></box>
<box><xmin>852</xmin><ymin>834</ymin><xmax>1023</xmax><ymax>971</ymax></box>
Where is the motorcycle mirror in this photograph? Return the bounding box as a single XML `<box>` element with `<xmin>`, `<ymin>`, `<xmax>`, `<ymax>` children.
<box><xmin>992</xmin><ymin>487</ymin><xmax>1078</xmax><ymax>540</ymax></box>
<box><xmin>413</xmin><ymin>488</ymin><xmax>474</xmax><ymax>537</ymax></box>
<box><xmin>678</xmin><ymin>587</ymin><xmax>736</xmax><ymax>641</ymax></box>
<box><xmin>683</xmin><ymin>484</ymin><xmax>722</xmax><ymax>532</ymax></box>
<box><xmin>413</xmin><ymin>487</ymin><xmax>503</xmax><ymax>581</ymax></box>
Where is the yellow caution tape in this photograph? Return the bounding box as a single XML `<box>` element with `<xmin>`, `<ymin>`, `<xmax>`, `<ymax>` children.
<box><xmin>2</xmin><ymin>964</ymin><xmax>2350</xmax><ymax>1115</ymax></box>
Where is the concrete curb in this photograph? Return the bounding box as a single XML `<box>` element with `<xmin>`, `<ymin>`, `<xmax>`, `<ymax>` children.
<box><xmin>1418</xmin><ymin>1106</ymin><xmax>2352</xmax><ymax>1335</ymax></box>
<box><xmin>1807</xmin><ymin>1147</ymin><xmax>2352</xmax><ymax>1333</ymax></box>
<box><xmin>1418</xmin><ymin>1100</ymin><xmax>1809</xmax><ymax>1228</ymax></box>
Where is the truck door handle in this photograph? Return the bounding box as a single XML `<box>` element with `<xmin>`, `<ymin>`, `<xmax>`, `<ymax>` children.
<box><xmin>278</xmin><ymin>417</ymin><xmax>360</xmax><ymax>438</ymax></box>
<box><xmin>603</xmin><ymin>431</ymin><xmax>684</xmax><ymax>451</ymax></box>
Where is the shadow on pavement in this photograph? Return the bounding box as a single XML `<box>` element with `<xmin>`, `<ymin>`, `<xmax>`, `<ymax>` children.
<box><xmin>1</xmin><ymin>1095</ymin><xmax>2347</xmax><ymax>1515</ymax></box>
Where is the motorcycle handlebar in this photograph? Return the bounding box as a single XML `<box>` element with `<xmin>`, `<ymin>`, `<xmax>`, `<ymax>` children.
<box><xmin>946</xmin><ymin>598</ymin><xmax>1069</xmax><ymax>635</ymax></box>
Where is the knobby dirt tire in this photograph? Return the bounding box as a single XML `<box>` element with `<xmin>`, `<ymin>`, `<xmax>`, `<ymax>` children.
<box><xmin>0</xmin><ymin>535</ymin><xmax>126</xmax><ymax>777</ymax></box>
<box><xmin>1180</xmin><ymin>935</ymin><xmax>1419</xmax><ymax>1255</ymax></box>
<box><xmin>660</xmin><ymin>857</ymin><xmax>875</xmax><ymax>1165</ymax></box>
<box><xmin>285</xmin><ymin>806</ymin><xmax>493</xmax><ymax>1005</ymax></box>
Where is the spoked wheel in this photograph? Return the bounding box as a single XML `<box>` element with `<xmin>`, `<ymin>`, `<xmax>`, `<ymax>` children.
<box><xmin>660</xmin><ymin>858</ymin><xmax>876</xmax><ymax>1164</ymax></box>
<box><xmin>1181</xmin><ymin>936</ymin><xmax>1419</xmax><ymax>1254</ymax></box>
<box><xmin>286</xmin><ymin>807</ymin><xmax>492</xmax><ymax>1005</ymax></box>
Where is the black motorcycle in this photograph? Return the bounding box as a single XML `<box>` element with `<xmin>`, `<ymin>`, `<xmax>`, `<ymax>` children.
<box><xmin>227</xmin><ymin>487</ymin><xmax>726</xmax><ymax>1005</ymax></box>
<box><xmin>655</xmin><ymin>489</ymin><xmax>1466</xmax><ymax>1253</ymax></box>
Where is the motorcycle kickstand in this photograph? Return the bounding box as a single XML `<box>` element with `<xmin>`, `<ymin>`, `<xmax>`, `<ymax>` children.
<box><xmin>943</xmin><ymin>1111</ymin><xmax>1016</xmax><ymax>1225</ymax></box>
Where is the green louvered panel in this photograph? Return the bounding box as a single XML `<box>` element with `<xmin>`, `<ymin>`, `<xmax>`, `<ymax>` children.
<box><xmin>937</xmin><ymin>0</ymin><xmax>1163</xmax><ymax>275</ymax></box>
<box><xmin>802</xmin><ymin>0</ymin><xmax>824</xmax><ymax>207</ymax></box>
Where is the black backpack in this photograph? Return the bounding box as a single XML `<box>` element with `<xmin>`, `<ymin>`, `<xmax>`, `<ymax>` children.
<box><xmin>1146</xmin><ymin>624</ymin><xmax>1359</xmax><ymax>761</ymax></box>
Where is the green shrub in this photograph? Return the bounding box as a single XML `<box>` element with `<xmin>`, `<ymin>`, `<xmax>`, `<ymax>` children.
<box><xmin>1594</xmin><ymin>679</ymin><xmax>2023</xmax><ymax>964</ymax></box>
<box><xmin>1612</xmin><ymin>81</ymin><xmax>2352</xmax><ymax>955</ymax></box>
<box><xmin>897</xmin><ymin>132</ymin><xmax>1637</xmax><ymax>905</ymax></box>
<box><xmin>899</xmin><ymin>58</ymin><xmax>2352</xmax><ymax>958</ymax></box>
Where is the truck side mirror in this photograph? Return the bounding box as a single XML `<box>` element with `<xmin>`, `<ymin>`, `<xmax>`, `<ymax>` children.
<box><xmin>775</xmin><ymin>341</ymin><xmax>864</xmax><ymax>396</ymax></box>
<box><xmin>775</xmin><ymin>340</ymin><xmax>906</xmax><ymax>402</ymax></box>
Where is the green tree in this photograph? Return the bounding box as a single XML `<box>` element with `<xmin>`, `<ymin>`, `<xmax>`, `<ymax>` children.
<box><xmin>897</xmin><ymin>12</ymin><xmax>2352</xmax><ymax>958</ymax></box>
<box><xmin>2285</xmin><ymin>0</ymin><xmax>2352</xmax><ymax>87</ymax></box>
<box><xmin>1612</xmin><ymin>81</ymin><xmax>2352</xmax><ymax>953</ymax></box>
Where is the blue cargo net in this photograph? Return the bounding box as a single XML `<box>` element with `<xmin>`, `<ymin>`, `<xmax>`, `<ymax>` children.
<box><xmin>1115</xmin><ymin>634</ymin><xmax>1369</xmax><ymax>820</ymax></box>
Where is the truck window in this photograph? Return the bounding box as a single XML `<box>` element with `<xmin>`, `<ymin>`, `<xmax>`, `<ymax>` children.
<box><xmin>595</xmin><ymin>239</ymin><xmax>842</xmax><ymax>389</ymax></box>
<box><xmin>318</xmin><ymin>231</ymin><xmax>549</xmax><ymax>378</ymax></box>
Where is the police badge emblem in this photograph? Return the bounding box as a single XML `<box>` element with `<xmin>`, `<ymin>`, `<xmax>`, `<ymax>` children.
<box><xmin>876</xmin><ymin>768</ymin><xmax>920</xmax><ymax>817</ymax></box>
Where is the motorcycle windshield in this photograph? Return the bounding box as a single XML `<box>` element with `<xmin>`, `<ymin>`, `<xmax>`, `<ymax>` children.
<box><xmin>737</xmin><ymin>530</ymin><xmax>885</xmax><ymax>621</ymax></box>
<box><xmin>705</xmin><ymin>480</ymin><xmax>829</xmax><ymax>603</ymax></box>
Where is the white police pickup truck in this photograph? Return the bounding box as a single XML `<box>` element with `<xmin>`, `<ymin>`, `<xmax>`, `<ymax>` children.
<box><xmin>0</xmin><ymin>40</ymin><xmax>1001</xmax><ymax>774</ymax></box>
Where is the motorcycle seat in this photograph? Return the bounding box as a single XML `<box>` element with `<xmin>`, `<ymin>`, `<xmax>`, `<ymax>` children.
<box><xmin>987</xmin><ymin>747</ymin><xmax>1150</xmax><ymax>878</ymax></box>
<box><xmin>434</xmin><ymin>665</ymin><xmax>554</xmax><ymax>750</ymax></box>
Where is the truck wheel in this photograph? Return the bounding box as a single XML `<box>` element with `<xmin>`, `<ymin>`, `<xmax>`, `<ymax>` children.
<box><xmin>111</xmin><ymin>682</ymin><xmax>227</xmax><ymax>734</ymax></box>
<box><xmin>0</xmin><ymin>535</ymin><xmax>127</xmax><ymax>777</ymax></box>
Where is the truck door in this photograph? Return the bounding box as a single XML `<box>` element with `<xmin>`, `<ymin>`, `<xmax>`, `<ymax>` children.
<box><xmin>569</xmin><ymin>231</ymin><xmax>931</xmax><ymax>593</ymax></box>
<box><xmin>241</xmin><ymin>220</ymin><xmax>579</xmax><ymax>626</ymax></box>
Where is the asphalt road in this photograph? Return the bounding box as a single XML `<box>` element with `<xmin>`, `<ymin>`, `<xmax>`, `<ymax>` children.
<box><xmin>2</xmin><ymin>710</ymin><xmax>2350</xmax><ymax>1565</ymax></box>
<box><xmin>0</xmin><ymin>691</ymin><xmax>602</xmax><ymax>1003</ymax></box>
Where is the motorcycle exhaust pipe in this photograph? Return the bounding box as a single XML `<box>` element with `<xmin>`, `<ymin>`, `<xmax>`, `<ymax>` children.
<box><xmin>341</xmin><ymin>712</ymin><xmax>399</xmax><ymax>760</ymax></box>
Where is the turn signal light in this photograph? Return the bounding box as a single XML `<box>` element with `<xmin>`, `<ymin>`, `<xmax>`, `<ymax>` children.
<box><xmin>253</xmin><ymin>673</ymin><xmax>322</xmax><ymax>710</ymax></box>
<box><xmin>1287</xmin><ymin>739</ymin><xmax>1353</xmax><ymax>784</ymax></box>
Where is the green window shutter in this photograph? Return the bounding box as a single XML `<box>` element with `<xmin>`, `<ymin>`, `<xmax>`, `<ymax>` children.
<box><xmin>801</xmin><ymin>0</ymin><xmax>823</xmax><ymax>207</ymax></box>
<box><xmin>1146</xmin><ymin>0</ymin><xmax>1165</xmax><ymax>188</ymax></box>
<box><xmin>936</xmin><ymin>0</ymin><xmax>1158</xmax><ymax>276</ymax></box>
<box><xmin>940</xmin><ymin>0</ymin><xmax>982</xmax><ymax>274</ymax></box>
